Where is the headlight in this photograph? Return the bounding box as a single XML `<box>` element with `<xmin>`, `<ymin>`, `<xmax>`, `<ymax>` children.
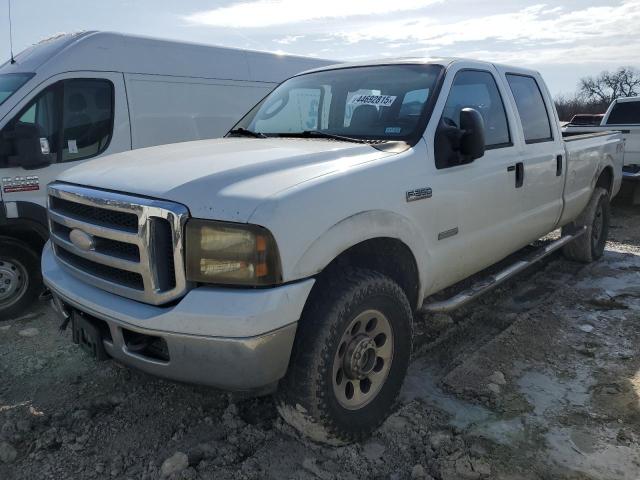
<box><xmin>185</xmin><ymin>219</ymin><xmax>282</xmax><ymax>286</ymax></box>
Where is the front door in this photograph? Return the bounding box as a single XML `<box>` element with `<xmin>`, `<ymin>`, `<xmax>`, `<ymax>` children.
<box><xmin>0</xmin><ymin>72</ymin><xmax>130</xmax><ymax>212</ymax></box>
<box><xmin>418</xmin><ymin>67</ymin><xmax>525</xmax><ymax>292</ymax></box>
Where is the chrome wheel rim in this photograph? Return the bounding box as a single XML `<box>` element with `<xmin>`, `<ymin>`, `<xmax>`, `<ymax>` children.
<box><xmin>332</xmin><ymin>309</ymin><xmax>394</xmax><ymax>410</ymax></box>
<box><xmin>0</xmin><ymin>258</ymin><xmax>28</xmax><ymax>308</ymax></box>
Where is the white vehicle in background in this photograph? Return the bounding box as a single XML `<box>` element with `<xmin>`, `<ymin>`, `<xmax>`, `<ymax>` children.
<box><xmin>0</xmin><ymin>31</ymin><xmax>331</xmax><ymax>318</ymax></box>
<box><xmin>563</xmin><ymin>96</ymin><xmax>640</xmax><ymax>204</ymax></box>
<box><xmin>43</xmin><ymin>58</ymin><xmax>623</xmax><ymax>443</ymax></box>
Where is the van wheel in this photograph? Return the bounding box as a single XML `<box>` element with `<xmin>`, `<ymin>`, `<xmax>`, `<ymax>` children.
<box><xmin>277</xmin><ymin>268</ymin><xmax>413</xmax><ymax>444</ymax></box>
<box><xmin>0</xmin><ymin>239</ymin><xmax>41</xmax><ymax>320</ymax></box>
<box><xmin>562</xmin><ymin>187</ymin><xmax>610</xmax><ymax>263</ymax></box>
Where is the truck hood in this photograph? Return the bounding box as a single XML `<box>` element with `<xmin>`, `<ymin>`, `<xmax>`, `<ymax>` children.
<box><xmin>58</xmin><ymin>138</ymin><xmax>392</xmax><ymax>222</ymax></box>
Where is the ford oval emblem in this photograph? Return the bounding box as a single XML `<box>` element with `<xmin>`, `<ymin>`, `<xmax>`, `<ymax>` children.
<box><xmin>69</xmin><ymin>229</ymin><xmax>95</xmax><ymax>252</ymax></box>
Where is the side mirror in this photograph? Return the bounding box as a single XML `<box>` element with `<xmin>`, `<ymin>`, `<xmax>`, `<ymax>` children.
<box><xmin>459</xmin><ymin>108</ymin><xmax>485</xmax><ymax>160</ymax></box>
<box><xmin>12</xmin><ymin>123</ymin><xmax>53</xmax><ymax>170</ymax></box>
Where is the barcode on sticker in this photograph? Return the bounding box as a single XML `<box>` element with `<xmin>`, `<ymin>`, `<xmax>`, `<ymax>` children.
<box><xmin>351</xmin><ymin>95</ymin><xmax>396</xmax><ymax>107</ymax></box>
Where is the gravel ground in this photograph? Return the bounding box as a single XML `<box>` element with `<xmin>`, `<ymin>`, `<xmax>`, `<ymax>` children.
<box><xmin>0</xmin><ymin>201</ymin><xmax>638</xmax><ymax>480</ymax></box>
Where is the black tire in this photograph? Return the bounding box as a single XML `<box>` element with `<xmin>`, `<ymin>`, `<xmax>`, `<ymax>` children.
<box><xmin>277</xmin><ymin>267</ymin><xmax>413</xmax><ymax>444</ymax></box>
<box><xmin>562</xmin><ymin>187</ymin><xmax>610</xmax><ymax>263</ymax></box>
<box><xmin>0</xmin><ymin>238</ymin><xmax>42</xmax><ymax>320</ymax></box>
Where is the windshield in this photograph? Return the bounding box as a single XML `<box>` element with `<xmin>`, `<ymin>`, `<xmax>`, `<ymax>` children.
<box><xmin>0</xmin><ymin>73</ymin><xmax>34</xmax><ymax>106</ymax></box>
<box><xmin>233</xmin><ymin>64</ymin><xmax>443</xmax><ymax>143</ymax></box>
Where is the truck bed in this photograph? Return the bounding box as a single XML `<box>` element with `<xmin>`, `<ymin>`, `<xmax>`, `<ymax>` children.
<box><xmin>559</xmin><ymin>130</ymin><xmax>624</xmax><ymax>225</ymax></box>
<box><xmin>562</xmin><ymin>129</ymin><xmax>622</xmax><ymax>141</ymax></box>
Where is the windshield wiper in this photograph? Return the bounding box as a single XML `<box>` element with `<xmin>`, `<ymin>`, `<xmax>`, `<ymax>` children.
<box><xmin>277</xmin><ymin>130</ymin><xmax>370</xmax><ymax>144</ymax></box>
<box><xmin>228</xmin><ymin>128</ymin><xmax>267</xmax><ymax>138</ymax></box>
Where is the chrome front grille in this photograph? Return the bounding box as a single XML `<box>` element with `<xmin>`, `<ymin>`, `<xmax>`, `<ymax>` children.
<box><xmin>48</xmin><ymin>183</ymin><xmax>190</xmax><ymax>305</ymax></box>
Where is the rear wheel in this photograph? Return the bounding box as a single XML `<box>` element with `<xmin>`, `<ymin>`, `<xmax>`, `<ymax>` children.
<box><xmin>277</xmin><ymin>268</ymin><xmax>413</xmax><ymax>444</ymax></box>
<box><xmin>0</xmin><ymin>239</ymin><xmax>41</xmax><ymax>320</ymax></box>
<box><xmin>562</xmin><ymin>187</ymin><xmax>610</xmax><ymax>263</ymax></box>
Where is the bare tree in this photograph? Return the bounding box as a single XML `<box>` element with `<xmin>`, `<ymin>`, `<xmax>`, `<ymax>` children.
<box><xmin>554</xmin><ymin>66</ymin><xmax>640</xmax><ymax>121</ymax></box>
<box><xmin>554</xmin><ymin>94</ymin><xmax>609</xmax><ymax>122</ymax></box>
<box><xmin>579</xmin><ymin>66</ymin><xmax>640</xmax><ymax>104</ymax></box>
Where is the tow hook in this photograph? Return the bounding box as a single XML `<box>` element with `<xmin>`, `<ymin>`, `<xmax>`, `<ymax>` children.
<box><xmin>50</xmin><ymin>293</ymin><xmax>71</xmax><ymax>333</ymax></box>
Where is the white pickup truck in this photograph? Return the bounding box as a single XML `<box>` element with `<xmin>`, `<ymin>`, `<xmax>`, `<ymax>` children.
<box><xmin>43</xmin><ymin>58</ymin><xmax>623</xmax><ymax>443</ymax></box>
<box><xmin>563</xmin><ymin>96</ymin><xmax>640</xmax><ymax>203</ymax></box>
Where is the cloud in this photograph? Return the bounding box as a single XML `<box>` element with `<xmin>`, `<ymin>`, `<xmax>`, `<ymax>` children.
<box><xmin>179</xmin><ymin>0</ymin><xmax>640</xmax><ymax>93</ymax></box>
<box><xmin>323</xmin><ymin>0</ymin><xmax>640</xmax><ymax>65</ymax></box>
<box><xmin>337</xmin><ymin>2</ymin><xmax>640</xmax><ymax>47</ymax></box>
<box><xmin>274</xmin><ymin>35</ymin><xmax>304</xmax><ymax>45</ymax></box>
<box><xmin>183</xmin><ymin>0</ymin><xmax>442</xmax><ymax>28</ymax></box>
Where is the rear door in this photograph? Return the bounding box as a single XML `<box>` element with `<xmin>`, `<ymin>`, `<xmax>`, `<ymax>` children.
<box><xmin>0</xmin><ymin>72</ymin><xmax>130</xmax><ymax>211</ymax></box>
<box><xmin>502</xmin><ymin>71</ymin><xmax>565</xmax><ymax>238</ymax></box>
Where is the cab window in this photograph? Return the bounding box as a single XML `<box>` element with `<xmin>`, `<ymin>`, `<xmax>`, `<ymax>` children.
<box><xmin>0</xmin><ymin>78</ymin><xmax>114</xmax><ymax>169</ymax></box>
<box><xmin>435</xmin><ymin>70</ymin><xmax>511</xmax><ymax>169</ymax></box>
<box><xmin>61</xmin><ymin>79</ymin><xmax>114</xmax><ymax>162</ymax></box>
<box><xmin>442</xmin><ymin>70</ymin><xmax>510</xmax><ymax>148</ymax></box>
<box><xmin>605</xmin><ymin>102</ymin><xmax>640</xmax><ymax>125</ymax></box>
<box><xmin>506</xmin><ymin>74</ymin><xmax>553</xmax><ymax>143</ymax></box>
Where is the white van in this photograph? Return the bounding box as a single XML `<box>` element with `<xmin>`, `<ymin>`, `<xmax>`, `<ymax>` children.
<box><xmin>0</xmin><ymin>31</ymin><xmax>331</xmax><ymax>318</ymax></box>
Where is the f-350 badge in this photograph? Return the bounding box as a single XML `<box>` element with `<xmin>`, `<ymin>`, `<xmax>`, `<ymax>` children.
<box><xmin>406</xmin><ymin>187</ymin><xmax>432</xmax><ymax>202</ymax></box>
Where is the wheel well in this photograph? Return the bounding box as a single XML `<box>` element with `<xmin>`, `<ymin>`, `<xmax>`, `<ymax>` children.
<box><xmin>319</xmin><ymin>238</ymin><xmax>420</xmax><ymax>310</ymax></box>
<box><xmin>596</xmin><ymin>166</ymin><xmax>613</xmax><ymax>196</ymax></box>
<box><xmin>0</xmin><ymin>220</ymin><xmax>48</xmax><ymax>255</ymax></box>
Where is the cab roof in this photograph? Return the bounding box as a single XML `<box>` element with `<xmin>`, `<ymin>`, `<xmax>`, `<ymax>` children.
<box><xmin>297</xmin><ymin>57</ymin><xmax>541</xmax><ymax>78</ymax></box>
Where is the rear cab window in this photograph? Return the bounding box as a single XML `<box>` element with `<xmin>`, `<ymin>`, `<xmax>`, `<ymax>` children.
<box><xmin>506</xmin><ymin>74</ymin><xmax>553</xmax><ymax>144</ymax></box>
<box><xmin>606</xmin><ymin>101</ymin><xmax>640</xmax><ymax>125</ymax></box>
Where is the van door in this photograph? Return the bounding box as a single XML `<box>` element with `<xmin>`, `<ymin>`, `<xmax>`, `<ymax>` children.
<box><xmin>0</xmin><ymin>72</ymin><xmax>130</xmax><ymax>212</ymax></box>
<box><xmin>503</xmin><ymin>73</ymin><xmax>564</xmax><ymax>238</ymax></box>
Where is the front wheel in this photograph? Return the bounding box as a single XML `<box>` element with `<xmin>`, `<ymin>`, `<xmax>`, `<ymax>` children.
<box><xmin>277</xmin><ymin>268</ymin><xmax>413</xmax><ymax>444</ymax></box>
<box><xmin>562</xmin><ymin>187</ymin><xmax>610</xmax><ymax>263</ymax></box>
<box><xmin>0</xmin><ymin>239</ymin><xmax>42</xmax><ymax>320</ymax></box>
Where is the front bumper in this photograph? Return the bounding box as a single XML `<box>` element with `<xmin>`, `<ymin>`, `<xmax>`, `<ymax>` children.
<box><xmin>42</xmin><ymin>242</ymin><xmax>315</xmax><ymax>391</ymax></box>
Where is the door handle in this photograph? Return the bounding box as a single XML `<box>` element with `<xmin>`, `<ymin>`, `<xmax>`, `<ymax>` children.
<box><xmin>515</xmin><ymin>162</ymin><xmax>524</xmax><ymax>188</ymax></box>
<box><xmin>556</xmin><ymin>155</ymin><xmax>563</xmax><ymax>176</ymax></box>
<box><xmin>508</xmin><ymin>162</ymin><xmax>524</xmax><ymax>188</ymax></box>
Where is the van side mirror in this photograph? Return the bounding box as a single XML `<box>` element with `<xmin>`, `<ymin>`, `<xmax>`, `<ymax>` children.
<box><xmin>12</xmin><ymin>123</ymin><xmax>53</xmax><ymax>170</ymax></box>
<box><xmin>459</xmin><ymin>108</ymin><xmax>485</xmax><ymax>160</ymax></box>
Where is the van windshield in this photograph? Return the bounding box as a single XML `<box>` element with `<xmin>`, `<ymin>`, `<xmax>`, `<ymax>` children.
<box><xmin>233</xmin><ymin>64</ymin><xmax>443</xmax><ymax>143</ymax></box>
<box><xmin>0</xmin><ymin>73</ymin><xmax>34</xmax><ymax>106</ymax></box>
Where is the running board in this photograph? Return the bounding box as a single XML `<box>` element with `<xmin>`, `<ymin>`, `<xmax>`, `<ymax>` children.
<box><xmin>420</xmin><ymin>227</ymin><xmax>587</xmax><ymax>314</ymax></box>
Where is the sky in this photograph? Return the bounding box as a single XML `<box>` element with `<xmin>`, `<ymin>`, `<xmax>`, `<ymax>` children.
<box><xmin>1</xmin><ymin>0</ymin><xmax>639</xmax><ymax>96</ymax></box>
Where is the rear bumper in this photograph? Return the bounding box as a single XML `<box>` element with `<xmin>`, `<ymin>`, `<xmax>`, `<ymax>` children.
<box><xmin>42</xmin><ymin>242</ymin><xmax>314</xmax><ymax>391</ymax></box>
<box><xmin>622</xmin><ymin>169</ymin><xmax>640</xmax><ymax>181</ymax></box>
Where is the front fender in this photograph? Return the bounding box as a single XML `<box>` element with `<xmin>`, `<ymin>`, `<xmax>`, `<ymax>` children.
<box><xmin>291</xmin><ymin>210</ymin><xmax>430</xmax><ymax>304</ymax></box>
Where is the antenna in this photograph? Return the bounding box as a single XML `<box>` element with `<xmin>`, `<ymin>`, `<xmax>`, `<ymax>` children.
<box><xmin>8</xmin><ymin>0</ymin><xmax>15</xmax><ymax>64</ymax></box>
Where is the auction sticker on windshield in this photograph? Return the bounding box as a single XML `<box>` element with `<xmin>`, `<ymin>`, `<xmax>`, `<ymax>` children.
<box><xmin>350</xmin><ymin>95</ymin><xmax>396</xmax><ymax>107</ymax></box>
